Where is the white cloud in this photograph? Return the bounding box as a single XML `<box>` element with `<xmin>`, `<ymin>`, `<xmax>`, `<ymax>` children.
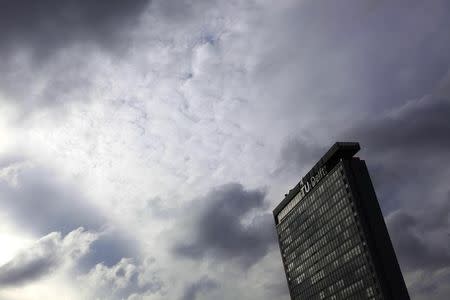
<box><xmin>78</xmin><ymin>257</ymin><xmax>164</xmax><ymax>300</ymax></box>
<box><xmin>82</xmin><ymin>258</ymin><xmax>138</xmax><ymax>291</ymax></box>
<box><xmin>0</xmin><ymin>227</ymin><xmax>97</xmax><ymax>287</ymax></box>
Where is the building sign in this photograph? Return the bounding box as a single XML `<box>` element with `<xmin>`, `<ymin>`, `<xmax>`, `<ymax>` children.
<box><xmin>297</xmin><ymin>166</ymin><xmax>327</xmax><ymax>198</ymax></box>
<box><xmin>277</xmin><ymin>166</ymin><xmax>328</xmax><ymax>222</ymax></box>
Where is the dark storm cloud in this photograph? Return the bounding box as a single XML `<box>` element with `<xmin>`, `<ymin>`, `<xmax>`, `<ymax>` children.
<box><xmin>0</xmin><ymin>0</ymin><xmax>150</xmax><ymax>113</ymax></box>
<box><xmin>386</xmin><ymin>196</ymin><xmax>450</xmax><ymax>300</ymax></box>
<box><xmin>180</xmin><ymin>276</ymin><xmax>218</xmax><ymax>300</ymax></box>
<box><xmin>0</xmin><ymin>160</ymin><xmax>139</xmax><ymax>269</ymax></box>
<box><xmin>276</xmin><ymin>137</ymin><xmax>326</xmax><ymax>175</ymax></box>
<box><xmin>280</xmin><ymin>95</ymin><xmax>450</xmax><ymax>207</ymax></box>
<box><xmin>255</xmin><ymin>0</ymin><xmax>450</xmax><ymax>124</ymax></box>
<box><xmin>263</xmin><ymin>280</ymin><xmax>291</xmax><ymax>299</ymax></box>
<box><xmin>346</xmin><ymin>98</ymin><xmax>450</xmax><ymax>156</ymax></box>
<box><xmin>173</xmin><ymin>183</ymin><xmax>277</xmax><ymax>268</ymax></box>
<box><xmin>341</xmin><ymin>97</ymin><xmax>450</xmax><ymax>210</ymax></box>
<box><xmin>386</xmin><ymin>197</ymin><xmax>450</xmax><ymax>272</ymax></box>
<box><xmin>153</xmin><ymin>0</ymin><xmax>210</xmax><ymax>21</ymax></box>
<box><xmin>0</xmin><ymin>0</ymin><xmax>150</xmax><ymax>59</ymax></box>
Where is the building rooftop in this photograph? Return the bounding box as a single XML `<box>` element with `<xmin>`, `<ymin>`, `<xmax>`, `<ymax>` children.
<box><xmin>273</xmin><ymin>142</ymin><xmax>360</xmax><ymax>217</ymax></box>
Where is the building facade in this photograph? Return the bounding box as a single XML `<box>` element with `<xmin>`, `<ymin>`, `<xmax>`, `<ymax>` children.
<box><xmin>273</xmin><ymin>142</ymin><xmax>410</xmax><ymax>300</ymax></box>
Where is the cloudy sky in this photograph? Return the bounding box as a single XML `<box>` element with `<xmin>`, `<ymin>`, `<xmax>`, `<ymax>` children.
<box><xmin>0</xmin><ymin>0</ymin><xmax>449</xmax><ymax>299</ymax></box>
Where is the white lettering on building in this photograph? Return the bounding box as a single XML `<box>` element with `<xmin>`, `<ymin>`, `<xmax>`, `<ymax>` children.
<box><xmin>277</xmin><ymin>167</ymin><xmax>328</xmax><ymax>222</ymax></box>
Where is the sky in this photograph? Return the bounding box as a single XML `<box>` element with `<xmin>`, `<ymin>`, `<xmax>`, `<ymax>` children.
<box><xmin>0</xmin><ymin>0</ymin><xmax>449</xmax><ymax>299</ymax></box>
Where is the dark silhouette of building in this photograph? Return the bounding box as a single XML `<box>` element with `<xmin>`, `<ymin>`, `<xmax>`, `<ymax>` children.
<box><xmin>273</xmin><ymin>142</ymin><xmax>410</xmax><ymax>300</ymax></box>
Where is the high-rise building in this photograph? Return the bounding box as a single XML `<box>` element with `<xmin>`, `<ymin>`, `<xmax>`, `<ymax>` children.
<box><xmin>273</xmin><ymin>142</ymin><xmax>410</xmax><ymax>300</ymax></box>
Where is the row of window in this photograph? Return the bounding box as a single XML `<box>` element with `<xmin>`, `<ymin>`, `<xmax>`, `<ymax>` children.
<box><xmin>282</xmin><ymin>195</ymin><xmax>352</xmax><ymax>268</ymax></box>
<box><xmin>277</xmin><ymin>166</ymin><xmax>343</xmax><ymax>223</ymax></box>
<box><xmin>282</xmin><ymin>193</ymin><xmax>354</xmax><ymax>266</ymax></box>
<box><xmin>280</xmin><ymin>185</ymin><xmax>349</xmax><ymax>253</ymax></box>
<box><xmin>277</xmin><ymin>164</ymin><xmax>345</xmax><ymax>231</ymax></box>
<box><xmin>287</xmin><ymin>211</ymin><xmax>383</xmax><ymax>299</ymax></box>
<box><xmin>288</xmin><ymin>231</ymin><xmax>362</xmax><ymax>291</ymax></box>
<box><xmin>284</xmin><ymin>201</ymin><xmax>354</xmax><ymax>269</ymax></box>
<box><xmin>281</xmin><ymin>192</ymin><xmax>347</xmax><ymax>255</ymax></box>
<box><xmin>278</xmin><ymin>175</ymin><xmax>347</xmax><ymax>244</ymax></box>
<box><xmin>278</xmin><ymin>168</ymin><xmax>345</xmax><ymax>235</ymax></box>
<box><xmin>318</xmin><ymin>252</ymin><xmax>370</xmax><ymax>291</ymax></box>
<box><xmin>286</xmin><ymin>197</ymin><xmax>380</xmax><ymax>298</ymax></box>
<box><xmin>340</xmin><ymin>276</ymin><xmax>379</xmax><ymax>300</ymax></box>
<box><xmin>293</xmin><ymin>256</ymin><xmax>378</xmax><ymax>300</ymax></box>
